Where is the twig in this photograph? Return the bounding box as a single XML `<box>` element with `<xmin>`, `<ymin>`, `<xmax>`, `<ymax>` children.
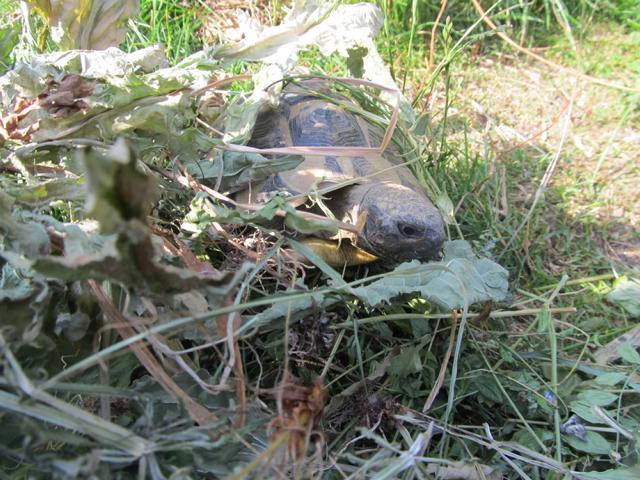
<box><xmin>216</xmin><ymin>305</ymin><xmax>247</xmax><ymax>428</ymax></box>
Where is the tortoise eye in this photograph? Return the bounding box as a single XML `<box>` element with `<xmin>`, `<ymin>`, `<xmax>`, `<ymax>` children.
<box><xmin>397</xmin><ymin>222</ymin><xmax>425</xmax><ymax>238</ymax></box>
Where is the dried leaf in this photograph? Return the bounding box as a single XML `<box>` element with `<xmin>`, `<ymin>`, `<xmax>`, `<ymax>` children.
<box><xmin>217</xmin><ymin>0</ymin><xmax>415</xmax><ymax>123</ymax></box>
<box><xmin>0</xmin><ymin>46</ymin><xmax>211</xmax><ymax>144</ymax></box>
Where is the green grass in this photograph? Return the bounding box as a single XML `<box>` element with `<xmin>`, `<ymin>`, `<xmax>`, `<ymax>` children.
<box><xmin>123</xmin><ymin>0</ymin><xmax>205</xmax><ymax>64</ymax></box>
<box><xmin>0</xmin><ymin>0</ymin><xmax>20</xmax><ymax>73</ymax></box>
<box><xmin>1</xmin><ymin>0</ymin><xmax>639</xmax><ymax>478</ymax></box>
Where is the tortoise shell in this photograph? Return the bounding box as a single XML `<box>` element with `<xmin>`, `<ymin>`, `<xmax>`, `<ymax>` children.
<box><xmin>243</xmin><ymin>84</ymin><xmax>446</xmax><ymax>264</ymax></box>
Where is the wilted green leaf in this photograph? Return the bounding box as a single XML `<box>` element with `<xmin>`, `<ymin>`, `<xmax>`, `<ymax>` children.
<box><xmin>4</xmin><ymin>46</ymin><xmax>166</xmax><ymax>95</ymax></box>
<box><xmin>79</xmin><ymin>138</ymin><xmax>159</xmax><ymax>232</ymax></box>
<box><xmin>281</xmin><ymin>205</ymin><xmax>339</xmax><ymax>235</ymax></box>
<box><xmin>569</xmin><ymin>400</ymin><xmax>608</xmax><ymax>424</ymax></box>
<box><xmin>352</xmin><ymin>240</ymin><xmax>509</xmax><ymax>310</ymax></box>
<box><xmin>471</xmin><ymin>374</ymin><xmax>504</xmax><ymax>403</ymax></box>
<box><xmin>424</xmin><ymin>462</ymin><xmax>500</xmax><ymax>480</ymax></box>
<box><xmin>54</xmin><ymin>311</ymin><xmax>92</xmax><ymax>342</ymax></box>
<box><xmin>183</xmin><ymin>150</ymin><xmax>304</xmax><ymax>191</ymax></box>
<box><xmin>576</xmin><ymin>390</ymin><xmax>619</xmax><ymax>407</ymax></box>
<box><xmin>607</xmin><ymin>277</ymin><xmax>640</xmax><ymax>316</ymax></box>
<box><xmin>5</xmin><ymin>177</ymin><xmax>85</xmax><ymax>206</ymax></box>
<box><xmin>346</xmin><ymin>46</ymin><xmax>367</xmax><ymax>78</ymax></box>
<box><xmin>243</xmin><ymin>287</ymin><xmax>330</xmax><ymax>331</ymax></box>
<box><xmin>387</xmin><ymin>347</ymin><xmax>422</xmax><ymax>377</ymax></box>
<box><xmin>183</xmin><ymin>193</ymin><xmax>276</xmax><ymax>230</ymax></box>
<box><xmin>595</xmin><ymin>372</ymin><xmax>628</xmax><ymax>386</ymax></box>
<box><xmin>0</xmin><ymin>262</ymin><xmax>51</xmax><ymax>340</ymax></box>
<box><xmin>183</xmin><ymin>193</ymin><xmax>339</xmax><ymax>237</ymax></box>
<box><xmin>0</xmin><ymin>25</ymin><xmax>18</xmax><ymax>76</ymax></box>
<box><xmin>618</xmin><ymin>342</ymin><xmax>640</xmax><ymax>365</ymax></box>
<box><xmin>435</xmin><ymin>191</ymin><xmax>455</xmax><ymax>225</ymax></box>
<box><xmin>580</xmin><ymin>467</ymin><xmax>640</xmax><ymax>480</ymax></box>
<box><xmin>31</xmin><ymin>215</ymin><xmax>245</xmax><ymax>296</ymax></box>
<box><xmin>243</xmin><ymin>240</ymin><xmax>509</xmax><ymax>333</ymax></box>
<box><xmin>25</xmin><ymin>0</ymin><xmax>139</xmax><ymax>50</ymax></box>
<box><xmin>564</xmin><ymin>430</ymin><xmax>612</xmax><ymax>455</ymax></box>
<box><xmin>0</xmin><ymin>191</ymin><xmax>50</xmax><ymax>257</ymax></box>
<box><xmin>0</xmin><ymin>264</ymin><xmax>35</xmax><ymax>303</ymax></box>
<box><xmin>217</xmin><ymin>0</ymin><xmax>415</xmax><ymax>123</ymax></box>
<box><xmin>222</xmin><ymin>96</ymin><xmax>272</xmax><ymax>145</ymax></box>
<box><xmin>0</xmin><ymin>46</ymin><xmax>216</xmax><ymax>144</ymax></box>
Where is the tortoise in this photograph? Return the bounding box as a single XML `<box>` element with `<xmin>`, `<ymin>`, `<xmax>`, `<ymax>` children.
<box><xmin>240</xmin><ymin>83</ymin><xmax>446</xmax><ymax>267</ymax></box>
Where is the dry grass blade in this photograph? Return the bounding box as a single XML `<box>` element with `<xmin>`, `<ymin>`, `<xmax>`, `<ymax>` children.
<box><xmin>87</xmin><ymin>280</ymin><xmax>219</xmax><ymax>429</ymax></box>
<box><xmin>428</xmin><ymin>0</ymin><xmax>448</xmax><ymax>71</ymax></box>
<box><xmin>472</xmin><ymin>0</ymin><xmax>640</xmax><ymax>93</ymax></box>
<box><xmin>423</xmin><ymin>309</ymin><xmax>458</xmax><ymax>412</ymax></box>
<box><xmin>216</xmin><ymin>307</ymin><xmax>247</xmax><ymax>428</ymax></box>
<box><xmin>189</xmin><ymin>73</ymin><xmax>252</xmax><ymax>97</ymax></box>
<box><xmin>223</xmin><ymin>143</ymin><xmax>379</xmax><ymax>156</ymax></box>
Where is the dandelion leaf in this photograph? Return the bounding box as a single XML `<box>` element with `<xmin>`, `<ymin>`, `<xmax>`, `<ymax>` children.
<box><xmin>352</xmin><ymin>240</ymin><xmax>509</xmax><ymax>310</ymax></box>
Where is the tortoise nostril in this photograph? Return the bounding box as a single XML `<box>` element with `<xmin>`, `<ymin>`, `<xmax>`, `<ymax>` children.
<box><xmin>397</xmin><ymin>222</ymin><xmax>425</xmax><ymax>239</ymax></box>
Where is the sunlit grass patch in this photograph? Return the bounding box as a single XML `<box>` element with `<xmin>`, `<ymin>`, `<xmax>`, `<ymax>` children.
<box><xmin>124</xmin><ymin>0</ymin><xmax>204</xmax><ymax>64</ymax></box>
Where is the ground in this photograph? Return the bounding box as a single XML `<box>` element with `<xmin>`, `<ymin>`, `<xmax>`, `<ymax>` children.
<box><xmin>448</xmin><ymin>30</ymin><xmax>639</xmax><ymax>269</ymax></box>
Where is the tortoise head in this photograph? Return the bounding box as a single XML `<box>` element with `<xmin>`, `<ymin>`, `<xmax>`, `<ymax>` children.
<box><xmin>350</xmin><ymin>182</ymin><xmax>446</xmax><ymax>263</ymax></box>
